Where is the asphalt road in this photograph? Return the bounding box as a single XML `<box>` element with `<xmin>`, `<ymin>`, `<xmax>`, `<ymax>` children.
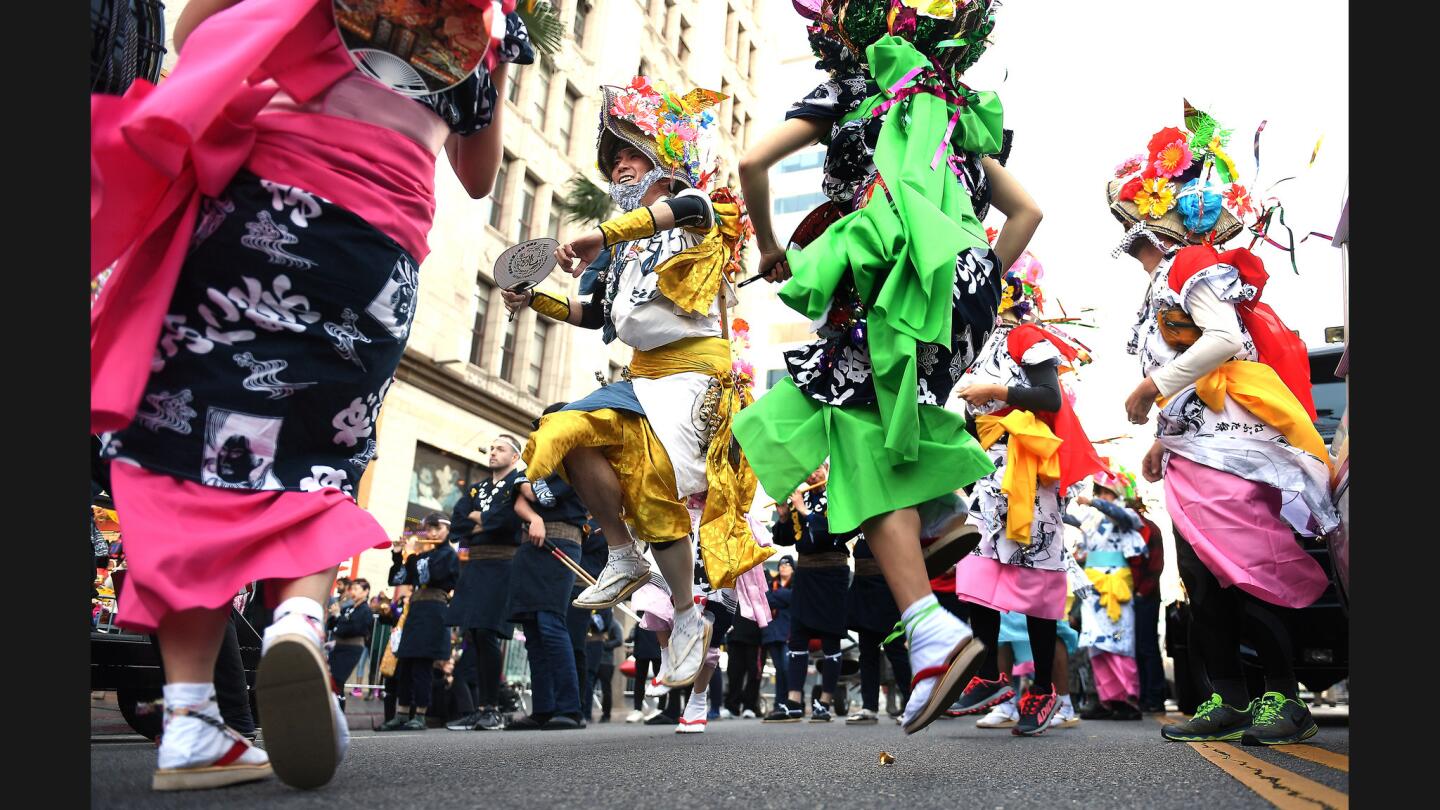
<box><xmin>92</xmin><ymin>711</ymin><xmax>1349</xmax><ymax>809</ymax></box>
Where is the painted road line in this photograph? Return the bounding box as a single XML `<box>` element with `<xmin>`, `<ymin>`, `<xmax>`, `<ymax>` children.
<box><xmin>1155</xmin><ymin>715</ymin><xmax>1348</xmax><ymax>808</ymax></box>
<box><xmin>1188</xmin><ymin>742</ymin><xmax>1348</xmax><ymax>809</ymax></box>
<box><xmin>1270</xmin><ymin>744</ymin><xmax>1349</xmax><ymax>773</ymax></box>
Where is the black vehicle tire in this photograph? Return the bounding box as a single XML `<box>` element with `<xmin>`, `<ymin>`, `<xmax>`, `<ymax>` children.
<box><xmin>116</xmin><ymin>685</ymin><xmax>163</xmax><ymax>740</ymax></box>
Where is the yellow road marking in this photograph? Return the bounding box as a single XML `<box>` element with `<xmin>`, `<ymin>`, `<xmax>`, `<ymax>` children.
<box><xmin>1154</xmin><ymin>714</ymin><xmax>1348</xmax><ymax>807</ymax></box>
<box><xmin>1271</xmin><ymin>744</ymin><xmax>1349</xmax><ymax>773</ymax></box>
<box><xmin>1186</xmin><ymin>741</ymin><xmax>1348</xmax><ymax>810</ymax></box>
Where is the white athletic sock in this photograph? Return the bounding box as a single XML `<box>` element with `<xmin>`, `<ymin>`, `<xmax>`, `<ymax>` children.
<box><xmin>162</xmin><ymin>682</ymin><xmax>218</xmax><ymax>710</ymax></box>
<box><xmin>158</xmin><ymin>683</ymin><xmax>267</xmax><ymax>770</ymax></box>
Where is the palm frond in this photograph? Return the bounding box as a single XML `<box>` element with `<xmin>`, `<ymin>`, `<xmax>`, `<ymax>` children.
<box><xmin>558</xmin><ymin>175</ymin><xmax>614</xmax><ymax>226</ymax></box>
<box><xmin>516</xmin><ymin>0</ymin><xmax>564</xmax><ymax>56</ymax></box>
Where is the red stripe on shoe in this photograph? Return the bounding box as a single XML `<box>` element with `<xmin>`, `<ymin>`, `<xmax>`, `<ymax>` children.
<box><xmin>214</xmin><ymin>740</ymin><xmax>251</xmax><ymax>767</ymax></box>
<box><xmin>910</xmin><ymin>664</ymin><xmax>950</xmax><ymax>691</ymax></box>
<box><xmin>677</xmin><ymin>717</ymin><xmax>707</xmax><ymax>726</ymax></box>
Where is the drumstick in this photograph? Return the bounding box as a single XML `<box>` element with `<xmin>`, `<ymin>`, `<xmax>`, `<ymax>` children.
<box><xmin>542</xmin><ymin>539</ymin><xmax>642</xmax><ymax>623</ymax></box>
<box><xmin>759</xmin><ymin>478</ymin><xmax>827</xmax><ymax>510</ymax></box>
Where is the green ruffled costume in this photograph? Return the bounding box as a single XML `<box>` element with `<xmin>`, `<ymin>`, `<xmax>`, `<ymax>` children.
<box><xmin>734</xmin><ymin>35</ymin><xmax>1004</xmax><ymax>534</ymax></box>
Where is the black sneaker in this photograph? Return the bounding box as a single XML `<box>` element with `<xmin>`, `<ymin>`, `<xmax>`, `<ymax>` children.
<box><xmin>400</xmin><ymin>717</ymin><xmax>426</xmax><ymax>731</ymax></box>
<box><xmin>1013</xmin><ymin>687</ymin><xmax>1058</xmax><ymax>737</ymax></box>
<box><xmin>808</xmin><ymin>699</ymin><xmax>832</xmax><ymax>722</ymax></box>
<box><xmin>762</xmin><ymin>701</ymin><xmax>804</xmax><ymax>723</ymax></box>
<box><xmin>1161</xmin><ymin>693</ymin><xmax>1255</xmax><ymax>742</ymax></box>
<box><xmin>1079</xmin><ymin>700</ymin><xmax>1115</xmax><ymax>720</ymax></box>
<box><xmin>1109</xmin><ymin>701</ymin><xmax>1142</xmax><ymax>721</ymax></box>
<box><xmin>644</xmin><ymin>711</ymin><xmax>679</xmax><ymax>726</ymax></box>
<box><xmin>948</xmin><ymin>674</ymin><xmax>1015</xmax><ymax>716</ymax></box>
<box><xmin>542</xmin><ymin>714</ymin><xmax>584</xmax><ymax>731</ymax></box>
<box><xmin>377</xmin><ymin>715</ymin><xmax>411</xmax><ymax>731</ymax></box>
<box><xmin>506</xmin><ymin>713</ymin><xmax>550</xmax><ymax>731</ymax></box>
<box><xmin>445</xmin><ymin>712</ymin><xmax>483</xmax><ymax>731</ymax></box>
<box><xmin>475</xmin><ymin>709</ymin><xmax>504</xmax><ymax>731</ymax></box>
<box><xmin>1241</xmin><ymin>692</ymin><xmax>1318</xmax><ymax>746</ymax></box>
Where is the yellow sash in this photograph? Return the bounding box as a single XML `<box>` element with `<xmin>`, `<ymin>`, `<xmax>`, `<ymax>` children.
<box><xmin>1085</xmin><ymin>567</ymin><xmax>1134</xmax><ymax>622</ymax></box>
<box><xmin>654</xmin><ymin>202</ymin><xmax>744</xmax><ymax>317</ymax></box>
<box><xmin>629</xmin><ymin>337</ymin><xmax>773</xmax><ymax>589</ymax></box>
<box><xmin>975</xmin><ymin>410</ymin><xmax>1062</xmax><ymax>544</ymax></box>
<box><xmin>1163</xmin><ymin>360</ymin><xmax>1331</xmax><ymax>469</ymax></box>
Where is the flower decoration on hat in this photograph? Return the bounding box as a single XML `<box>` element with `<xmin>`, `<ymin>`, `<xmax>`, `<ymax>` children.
<box><xmin>1093</xmin><ymin>463</ymin><xmax>1138</xmax><ymax>501</ymax></box>
<box><xmin>996</xmin><ymin>250</ymin><xmax>1045</xmax><ymax>319</ymax></box>
<box><xmin>598</xmin><ymin>76</ymin><xmax>727</xmax><ymax>191</ymax></box>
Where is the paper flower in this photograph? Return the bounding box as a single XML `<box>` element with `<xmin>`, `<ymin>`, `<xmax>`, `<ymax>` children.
<box><xmin>1114</xmin><ymin>154</ymin><xmax>1146</xmax><ymax>178</ymax></box>
<box><xmin>1117</xmin><ymin>176</ymin><xmax>1143</xmax><ymax>202</ymax></box>
<box><xmin>1223</xmin><ymin>183</ymin><xmax>1254</xmax><ymax>219</ymax></box>
<box><xmin>1133</xmin><ymin>177</ymin><xmax>1175</xmax><ymax>219</ymax></box>
<box><xmin>1147</xmin><ymin>127</ymin><xmax>1187</xmax><ymax>159</ymax></box>
<box><xmin>985</xmin><ymin>226</ymin><xmax>999</xmax><ymax>245</ymax></box>
<box><xmin>902</xmin><ymin>0</ymin><xmax>959</xmax><ymax>20</ymax></box>
<box><xmin>1176</xmin><ymin>179</ymin><xmax>1223</xmax><ymax>234</ymax></box>
<box><xmin>628</xmin><ymin>75</ymin><xmax>656</xmax><ymax>97</ymax></box>
<box><xmin>732</xmin><ymin>317</ymin><xmax>750</xmax><ymax>333</ymax></box>
<box><xmin>611</xmin><ymin>92</ymin><xmax>645</xmax><ymax>119</ymax></box>
<box><xmin>1151</xmin><ymin>138</ymin><xmax>1193</xmax><ymax>179</ymax></box>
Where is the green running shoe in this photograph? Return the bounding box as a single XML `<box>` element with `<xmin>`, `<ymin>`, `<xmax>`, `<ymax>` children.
<box><xmin>1241</xmin><ymin>692</ymin><xmax>1319</xmax><ymax>746</ymax></box>
<box><xmin>1160</xmin><ymin>693</ymin><xmax>1254</xmax><ymax>742</ymax></box>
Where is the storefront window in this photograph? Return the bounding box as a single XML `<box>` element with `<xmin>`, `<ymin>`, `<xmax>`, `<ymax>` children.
<box><xmin>408</xmin><ymin>443</ymin><xmax>486</xmax><ymax>524</ymax></box>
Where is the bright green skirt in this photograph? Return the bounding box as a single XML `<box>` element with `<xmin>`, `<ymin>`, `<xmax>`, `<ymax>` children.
<box><xmin>733</xmin><ymin>378</ymin><xmax>994</xmax><ymax>534</ymax></box>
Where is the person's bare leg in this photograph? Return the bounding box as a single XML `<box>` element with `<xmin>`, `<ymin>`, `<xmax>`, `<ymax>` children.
<box><xmin>861</xmin><ymin>508</ymin><xmax>930</xmax><ymax>608</ymax></box>
<box><xmin>563</xmin><ymin>447</ymin><xmax>634</xmax><ymax>549</ymax></box>
<box><xmin>693</xmin><ymin>660</ymin><xmax>716</xmax><ymax>693</ymax></box>
<box><xmin>650</xmin><ymin>536</ymin><xmax>696</xmax><ymax>613</ymax></box>
<box><xmin>156</xmin><ymin>608</ymin><xmax>230</xmax><ymax>683</ymax></box>
<box><xmin>267</xmin><ymin>567</ymin><xmax>339</xmax><ymax>609</ymax></box>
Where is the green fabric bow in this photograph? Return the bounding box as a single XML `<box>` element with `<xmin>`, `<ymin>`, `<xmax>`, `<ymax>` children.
<box><xmin>778</xmin><ymin>35</ymin><xmax>1001</xmax><ymax>465</ymax></box>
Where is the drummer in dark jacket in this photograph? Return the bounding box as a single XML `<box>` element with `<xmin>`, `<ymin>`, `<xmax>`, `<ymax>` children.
<box><xmin>444</xmin><ymin>435</ymin><xmax>526</xmax><ymax>731</ymax></box>
<box><xmin>568</xmin><ymin>517</ymin><xmax>609</xmax><ymax>720</ymax></box>
<box><xmin>378</xmin><ymin>514</ymin><xmax>459</xmax><ymax>731</ymax></box>
<box><xmin>763</xmin><ymin>462</ymin><xmax>852</xmax><ymax>724</ymax></box>
<box><xmin>846</xmin><ymin>538</ymin><xmax>911</xmax><ymax>724</ymax></box>
<box><xmin>327</xmin><ymin>578</ymin><xmax>374</xmax><ymax>711</ymax></box>
<box><xmin>506</xmin><ymin>404</ymin><xmax>589</xmax><ymax>731</ymax></box>
<box><xmin>760</xmin><ymin>557</ymin><xmax>794</xmax><ymax>720</ymax></box>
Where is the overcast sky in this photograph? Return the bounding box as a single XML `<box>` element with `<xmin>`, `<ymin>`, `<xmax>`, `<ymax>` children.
<box><xmin>749</xmin><ymin>0</ymin><xmax>1349</xmax><ymax>491</ymax></box>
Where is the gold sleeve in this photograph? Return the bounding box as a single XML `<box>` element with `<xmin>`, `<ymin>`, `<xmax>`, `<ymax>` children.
<box><xmin>529</xmin><ymin>290</ymin><xmax>571</xmax><ymax>321</ymax></box>
<box><xmin>597</xmin><ymin>207</ymin><xmax>658</xmax><ymax>248</ymax></box>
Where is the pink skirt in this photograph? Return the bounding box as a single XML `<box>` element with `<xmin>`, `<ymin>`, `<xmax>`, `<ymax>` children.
<box><xmin>1165</xmin><ymin>455</ymin><xmax>1328</xmax><ymax>609</ymax></box>
<box><xmin>632</xmin><ymin>583</ymin><xmax>675</xmax><ymax>633</ymax></box>
<box><xmin>955</xmin><ymin>555</ymin><xmax>1067</xmax><ymax>621</ymax></box>
<box><xmin>110</xmin><ymin>463</ymin><xmax>389</xmax><ymax>633</ymax></box>
<box><xmin>1090</xmin><ymin>651</ymin><xmax>1138</xmax><ymax>704</ymax></box>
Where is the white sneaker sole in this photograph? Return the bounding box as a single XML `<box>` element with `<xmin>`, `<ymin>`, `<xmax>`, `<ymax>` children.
<box><xmin>977</xmin><ymin>717</ymin><xmax>1017</xmax><ymax>728</ymax></box>
<box><xmin>1050</xmin><ymin>716</ymin><xmax>1081</xmax><ymax>728</ymax></box>
<box><xmin>152</xmin><ymin>762</ymin><xmax>273</xmax><ymax>791</ymax></box>
<box><xmin>256</xmin><ymin>635</ymin><xmax>340</xmax><ymax>790</ymax></box>
<box><xmin>675</xmin><ymin>721</ymin><xmax>707</xmax><ymax>734</ymax></box>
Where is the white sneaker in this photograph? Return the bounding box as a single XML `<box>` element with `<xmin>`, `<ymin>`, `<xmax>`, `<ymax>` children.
<box><xmin>257</xmin><ymin>610</ymin><xmax>342</xmax><ymax>790</ymax></box>
<box><xmin>153</xmin><ymin>703</ymin><xmax>271</xmax><ymax>791</ymax></box>
<box><xmin>977</xmin><ymin>701</ymin><xmax>1019</xmax><ymax>729</ymax></box>
<box><xmin>331</xmin><ymin>694</ymin><xmax>351</xmax><ymax>761</ymax></box>
<box><xmin>662</xmin><ymin>606</ymin><xmax>712</xmax><ymax>688</ymax></box>
<box><xmin>900</xmin><ymin>607</ymin><xmax>983</xmax><ymax>734</ymax></box>
<box><xmin>625</xmin><ymin>709</ymin><xmax>645</xmax><ymax>724</ymax></box>
<box><xmin>676</xmin><ymin>691</ymin><xmax>708</xmax><ymax>734</ymax></box>
<box><xmin>719</xmin><ymin>708</ymin><xmax>733</xmax><ymax>720</ymax></box>
<box><xmin>573</xmin><ymin>543</ymin><xmax>651</xmax><ymax>609</ymax></box>
<box><xmin>741</xmin><ymin>709</ymin><xmax>757</xmax><ymax>719</ymax></box>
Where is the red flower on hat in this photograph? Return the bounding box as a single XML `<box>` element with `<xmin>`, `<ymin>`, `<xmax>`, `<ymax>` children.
<box><xmin>1147</xmin><ymin>127</ymin><xmax>1187</xmax><ymax>160</ymax></box>
<box><xmin>1223</xmin><ymin>183</ymin><xmax>1255</xmax><ymax>219</ymax></box>
<box><xmin>1117</xmin><ymin>176</ymin><xmax>1143</xmax><ymax>202</ymax></box>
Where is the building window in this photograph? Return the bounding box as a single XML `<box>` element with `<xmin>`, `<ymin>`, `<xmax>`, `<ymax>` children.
<box><xmin>749</xmin><ymin>44</ymin><xmax>759</xmax><ymax>79</ymax></box>
<box><xmin>559</xmin><ymin>88</ymin><xmax>578</xmax><ymax>149</ymax></box>
<box><xmin>731</xmin><ymin>102</ymin><xmax>742</xmax><ymax>139</ymax></box>
<box><xmin>774</xmin><ymin>191</ymin><xmax>829</xmax><ymax>215</ymax></box>
<box><xmin>736</xmin><ymin>27</ymin><xmax>748</xmax><ymax>75</ymax></box>
<box><xmin>779</xmin><ymin>150</ymin><xmax>826</xmax><ymax>173</ymax></box>
<box><xmin>489</xmin><ymin>161</ymin><xmax>509</xmax><ymax>229</ymax></box>
<box><xmin>506</xmin><ymin>66</ymin><xmax>521</xmax><ymax>104</ymax></box>
<box><xmin>573</xmin><ymin>1</ymin><xmax>590</xmax><ymax>46</ymax></box>
<box><xmin>469</xmin><ymin>280</ymin><xmax>492</xmax><ymax>366</ymax></box>
<box><xmin>548</xmin><ymin>196</ymin><xmax>563</xmax><ymax>239</ymax></box>
<box><xmin>526</xmin><ymin>321</ymin><xmax>550</xmax><ymax>396</ymax></box>
<box><xmin>678</xmin><ymin>17</ymin><xmax>691</xmax><ymax>64</ymax></box>
<box><xmin>517</xmin><ymin>175</ymin><xmax>538</xmax><ymax>241</ymax></box>
<box><xmin>531</xmin><ymin>60</ymin><xmax>552</xmax><ymax>133</ymax></box>
<box><xmin>499</xmin><ymin>317</ymin><xmax>518</xmax><ymax>381</ymax></box>
<box><xmin>409</xmin><ymin>443</ymin><xmax>486</xmax><ymax>525</ymax></box>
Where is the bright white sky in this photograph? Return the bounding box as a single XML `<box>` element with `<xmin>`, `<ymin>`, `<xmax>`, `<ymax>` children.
<box><xmin>750</xmin><ymin>0</ymin><xmax>1349</xmax><ymax>494</ymax></box>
